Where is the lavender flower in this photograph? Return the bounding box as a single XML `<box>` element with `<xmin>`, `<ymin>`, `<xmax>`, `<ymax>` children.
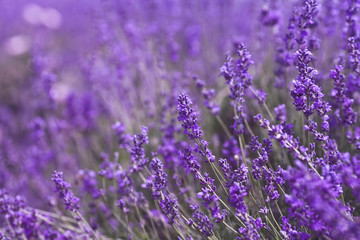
<box><xmin>220</xmin><ymin>42</ymin><xmax>254</xmax><ymax>135</ymax></box>
<box><xmin>260</xmin><ymin>3</ymin><xmax>280</xmax><ymax>27</ymax></box>
<box><xmin>263</xmin><ymin>166</ymin><xmax>285</xmax><ymax>202</ymax></box>
<box><xmin>0</xmin><ymin>189</ymin><xmax>86</xmax><ymax>239</ymax></box>
<box><xmin>348</xmin><ymin>37</ymin><xmax>360</xmax><ymax>95</ymax></box>
<box><xmin>291</xmin><ymin>49</ymin><xmax>330</xmax><ymax>117</ymax></box>
<box><xmin>196</xmin><ymin>187</ymin><xmax>224</xmax><ymax>223</ymax></box>
<box><xmin>237</xmin><ymin>216</ymin><xmax>264</xmax><ymax>240</ymax></box>
<box><xmin>274</xmin><ymin>104</ymin><xmax>286</xmax><ymax>122</ymax></box>
<box><xmin>219</xmin><ymin>158</ymin><xmax>248</xmax><ymax>188</ymax></box>
<box><xmin>229</xmin><ymin>182</ymin><xmax>248</xmax><ymax>216</ymax></box>
<box><xmin>280</xmin><ymin>216</ymin><xmax>310</xmax><ymax>240</ymax></box>
<box><xmin>255</xmin><ymin>114</ymin><xmax>302</xmax><ymax>159</ymax></box>
<box><xmin>191</xmin><ymin>210</ymin><xmax>214</xmax><ymax>237</ymax></box>
<box><xmin>344</xmin><ymin>0</ymin><xmax>360</xmax><ymax>38</ymax></box>
<box><xmin>286</xmin><ymin>161</ymin><xmax>360</xmax><ymax>239</ymax></box>
<box><xmin>159</xmin><ymin>194</ymin><xmax>179</xmax><ymax>225</ymax></box>
<box><xmin>177</xmin><ymin>93</ymin><xmax>215</xmax><ymax>163</ymax></box>
<box><xmin>178</xmin><ymin>146</ymin><xmax>200</xmax><ymax>175</ymax></box>
<box><xmin>51</xmin><ymin>171</ymin><xmax>80</xmax><ymax>213</ymax></box>
<box><xmin>330</xmin><ymin>65</ymin><xmax>357</xmax><ymax>127</ymax></box>
<box><xmin>149</xmin><ymin>157</ymin><xmax>168</xmax><ymax>199</ymax></box>
<box><xmin>194</xmin><ymin>76</ymin><xmax>220</xmax><ymax>116</ymax></box>
<box><xmin>112</xmin><ymin>121</ymin><xmax>131</xmax><ymax>148</ymax></box>
<box><xmin>177</xmin><ymin>93</ymin><xmax>203</xmax><ymax>140</ymax></box>
<box><xmin>295</xmin><ymin>0</ymin><xmax>318</xmax><ymax>48</ymax></box>
<box><xmin>129</xmin><ymin>126</ymin><xmax>149</xmax><ymax>173</ymax></box>
<box><xmin>274</xmin><ymin>12</ymin><xmax>297</xmax><ymax>88</ymax></box>
<box><xmin>223</xmin><ymin>137</ymin><xmax>243</xmax><ymax>166</ymax></box>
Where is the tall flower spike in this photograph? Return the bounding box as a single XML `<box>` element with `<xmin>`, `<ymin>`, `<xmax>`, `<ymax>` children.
<box><xmin>295</xmin><ymin>0</ymin><xmax>318</xmax><ymax>48</ymax></box>
<box><xmin>344</xmin><ymin>0</ymin><xmax>360</xmax><ymax>39</ymax></box>
<box><xmin>159</xmin><ymin>194</ymin><xmax>179</xmax><ymax>225</ymax></box>
<box><xmin>194</xmin><ymin>76</ymin><xmax>220</xmax><ymax>116</ymax></box>
<box><xmin>229</xmin><ymin>182</ymin><xmax>248</xmax><ymax>216</ymax></box>
<box><xmin>112</xmin><ymin>121</ymin><xmax>131</xmax><ymax>149</ymax></box>
<box><xmin>178</xmin><ymin>145</ymin><xmax>200</xmax><ymax>175</ymax></box>
<box><xmin>291</xmin><ymin>48</ymin><xmax>330</xmax><ymax>117</ymax></box>
<box><xmin>179</xmin><ymin>145</ymin><xmax>224</xmax><ymax>222</ymax></box>
<box><xmin>220</xmin><ymin>42</ymin><xmax>255</xmax><ymax>135</ymax></box>
<box><xmin>149</xmin><ymin>157</ymin><xmax>168</xmax><ymax>199</ymax></box>
<box><xmin>129</xmin><ymin>126</ymin><xmax>149</xmax><ymax>173</ymax></box>
<box><xmin>177</xmin><ymin>93</ymin><xmax>202</xmax><ymax>140</ymax></box>
<box><xmin>52</xmin><ymin>171</ymin><xmax>80</xmax><ymax>213</ymax></box>
<box><xmin>221</xmin><ymin>42</ymin><xmax>254</xmax><ymax>102</ymax></box>
<box><xmin>348</xmin><ymin>37</ymin><xmax>360</xmax><ymax>96</ymax></box>
<box><xmin>177</xmin><ymin>93</ymin><xmax>215</xmax><ymax>163</ymax></box>
<box><xmin>196</xmin><ymin>186</ymin><xmax>224</xmax><ymax>223</ymax></box>
<box><xmin>274</xmin><ymin>11</ymin><xmax>297</xmax><ymax>88</ymax></box>
<box><xmin>274</xmin><ymin>104</ymin><xmax>286</xmax><ymax>122</ymax></box>
<box><xmin>330</xmin><ymin>65</ymin><xmax>357</xmax><ymax>126</ymax></box>
<box><xmin>191</xmin><ymin>210</ymin><xmax>214</xmax><ymax>237</ymax></box>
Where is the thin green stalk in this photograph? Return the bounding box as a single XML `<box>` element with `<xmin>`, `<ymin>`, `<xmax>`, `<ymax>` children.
<box><xmin>275</xmin><ymin>201</ymin><xmax>283</xmax><ymax>218</ymax></box>
<box><xmin>76</xmin><ymin>212</ymin><xmax>100</xmax><ymax>240</ymax></box>
<box><xmin>243</xmin><ymin>117</ymin><xmax>255</xmax><ymax>136</ymax></box>
<box><xmin>265</xmin><ymin>216</ymin><xmax>282</xmax><ymax>240</ymax></box>
<box><xmin>249</xmin><ymin>192</ymin><xmax>261</xmax><ymax>209</ymax></box>
<box><xmin>173</xmin><ymin>224</ymin><xmax>186</xmax><ymax>240</ymax></box>
<box><xmin>134</xmin><ymin>205</ymin><xmax>149</xmax><ymax>239</ymax></box>
<box><xmin>210</xmin><ymin>162</ymin><xmax>228</xmax><ymax>195</ymax></box>
<box><xmin>216</xmin><ymin>116</ymin><xmax>232</xmax><ymax>139</ymax></box>
<box><xmin>222</xmin><ymin>221</ymin><xmax>239</xmax><ymax>235</ymax></box>
<box><xmin>112</xmin><ymin>212</ymin><xmax>141</xmax><ymax>240</ymax></box>
<box><xmin>267</xmin><ymin>203</ymin><xmax>281</xmax><ymax>232</ymax></box>
<box><xmin>238</xmin><ymin>135</ymin><xmax>247</xmax><ymax>165</ymax></box>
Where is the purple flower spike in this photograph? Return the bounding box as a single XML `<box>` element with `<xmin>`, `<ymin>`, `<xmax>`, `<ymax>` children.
<box><xmin>130</xmin><ymin>126</ymin><xmax>149</xmax><ymax>173</ymax></box>
<box><xmin>177</xmin><ymin>93</ymin><xmax>203</xmax><ymax>140</ymax></box>
<box><xmin>291</xmin><ymin>49</ymin><xmax>330</xmax><ymax>118</ymax></box>
<box><xmin>52</xmin><ymin>171</ymin><xmax>80</xmax><ymax>213</ymax></box>
<box><xmin>159</xmin><ymin>195</ymin><xmax>179</xmax><ymax>225</ymax></box>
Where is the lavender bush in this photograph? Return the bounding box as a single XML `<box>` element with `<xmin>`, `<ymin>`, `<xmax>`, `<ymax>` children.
<box><xmin>1</xmin><ymin>0</ymin><xmax>360</xmax><ymax>239</ymax></box>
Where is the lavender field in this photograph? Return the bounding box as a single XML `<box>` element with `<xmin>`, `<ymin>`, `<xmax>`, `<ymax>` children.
<box><xmin>1</xmin><ymin>0</ymin><xmax>360</xmax><ymax>239</ymax></box>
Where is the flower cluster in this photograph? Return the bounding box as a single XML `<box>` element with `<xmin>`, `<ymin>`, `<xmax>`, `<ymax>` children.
<box><xmin>51</xmin><ymin>171</ymin><xmax>80</xmax><ymax>213</ymax></box>
<box><xmin>286</xmin><ymin>161</ymin><xmax>360</xmax><ymax>239</ymax></box>
<box><xmin>330</xmin><ymin>65</ymin><xmax>357</xmax><ymax>126</ymax></box>
<box><xmin>177</xmin><ymin>93</ymin><xmax>203</xmax><ymax>140</ymax></box>
<box><xmin>221</xmin><ymin>43</ymin><xmax>254</xmax><ymax>135</ymax></box>
<box><xmin>194</xmin><ymin>76</ymin><xmax>220</xmax><ymax>116</ymax></box>
<box><xmin>291</xmin><ymin>49</ymin><xmax>330</xmax><ymax>117</ymax></box>
<box><xmin>129</xmin><ymin>126</ymin><xmax>150</xmax><ymax>173</ymax></box>
<box><xmin>149</xmin><ymin>157</ymin><xmax>168</xmax><ymax>199</ymax></box>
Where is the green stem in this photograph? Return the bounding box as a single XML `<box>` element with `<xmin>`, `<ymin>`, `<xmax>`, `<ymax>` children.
<box><xmin>216</xmin><ymin>116</ymin><xmax>232</xmax><ymax>139</ymax></box>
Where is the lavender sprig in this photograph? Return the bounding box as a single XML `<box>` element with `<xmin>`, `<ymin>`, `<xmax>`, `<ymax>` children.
<box><xmin>51</xmin><ymin>171</ymin><xmax>80</xmax><ymax>213</ymax></box>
